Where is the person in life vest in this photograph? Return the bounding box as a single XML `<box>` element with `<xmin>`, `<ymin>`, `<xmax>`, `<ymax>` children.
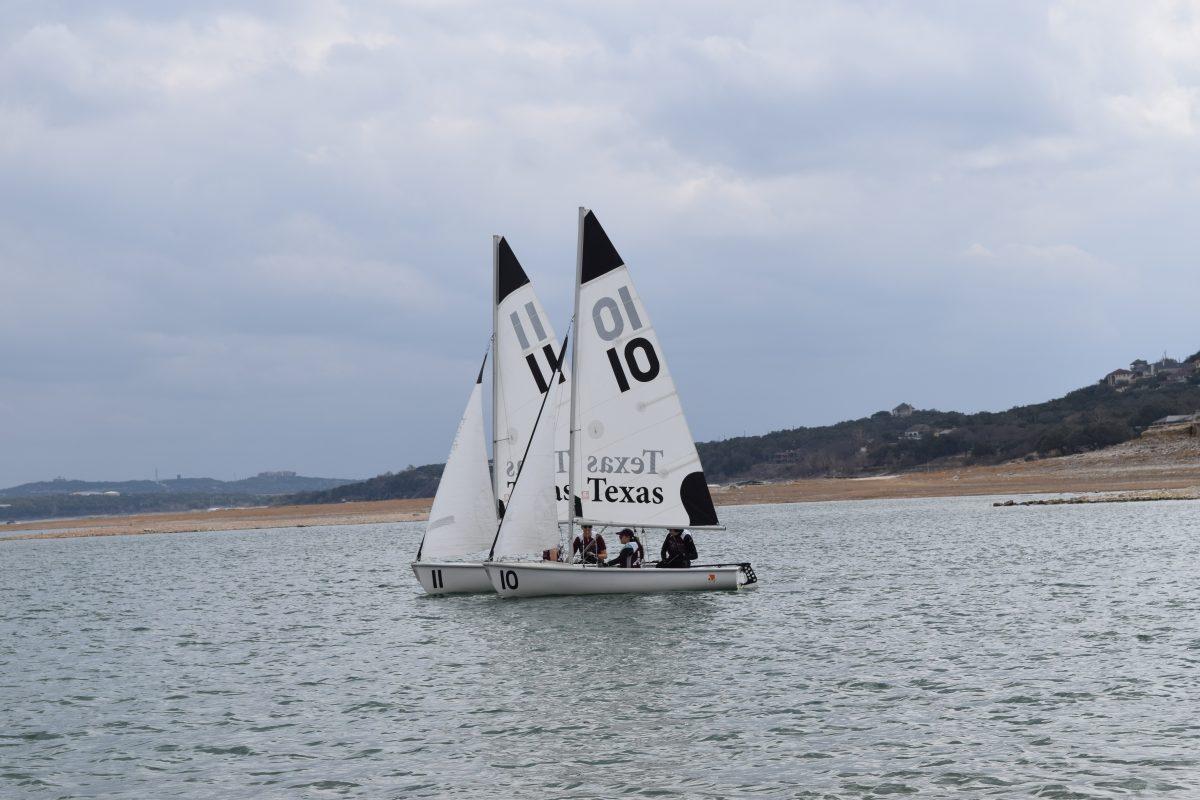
<box><xmin>657</xmin><ymin>528</ymin><xmax>698</xmax><ymax>568</ymax></box>
<box><xmin>605</xmin><ymin>529</ymin><xmax>644</xmax><ymax>568</ymax></box>
<box><xmin>571</xmin><ymin>524</ymin><xmax>608</xmax><ymax>564</ymax></box>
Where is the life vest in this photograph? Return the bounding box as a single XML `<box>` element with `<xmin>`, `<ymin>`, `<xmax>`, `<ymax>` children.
<box><xmin>619</xmin><ymin>540</ymin><xmax>643</xmax><ymax>568</ymax></box>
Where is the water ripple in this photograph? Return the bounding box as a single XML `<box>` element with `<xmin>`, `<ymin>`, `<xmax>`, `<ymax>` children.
<box><xmin>2</xmin><ymin>499</ymin><xmax>1200</xmax><ymax>797</ymax></box>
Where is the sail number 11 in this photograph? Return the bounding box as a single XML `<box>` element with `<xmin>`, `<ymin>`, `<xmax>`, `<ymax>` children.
<box><xmin>594</xmin><ymin>286</ymin><xmax>661</xmax><ymax>393</ymax></box>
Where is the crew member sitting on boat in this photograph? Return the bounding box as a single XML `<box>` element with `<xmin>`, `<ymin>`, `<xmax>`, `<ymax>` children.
<box><xmin>605</xmin><ymin>529</ymin><xmax>644</xmax><ymax>568</ymax></box>
<box><xmin>571</xmin><ymin>525</ymin><xmax>608</xmax><ymax>564</ymax></box>
<box><xmin>657</xmin><ymin>528</ymin><xmax>698</xmax><ymax>569</ymax></box>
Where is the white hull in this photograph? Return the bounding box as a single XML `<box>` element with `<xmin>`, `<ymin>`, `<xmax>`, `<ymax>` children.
<box><xmin>411</xmin><ymin>561</ymin><xmax>493</xmax><ymax>595</ymax></box>
<box><xmin>483</xmin><ymin>561</ymin><xmax>752</xmax><ymax>597</ymax></box>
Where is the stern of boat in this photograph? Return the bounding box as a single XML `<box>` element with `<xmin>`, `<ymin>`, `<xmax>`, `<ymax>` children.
<box><xmin>411</xmin><ymin>561</ymin><xmax>494</xmax><ymax>595</ymax></box>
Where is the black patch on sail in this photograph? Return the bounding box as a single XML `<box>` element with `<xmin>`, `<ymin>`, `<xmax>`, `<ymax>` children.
<box><xmin>680</xmin><ymin>471</ymin><xmax>718</xmax><ymax>526</ymax></box>
<box><xmin>573</xmin><ymin>495</ymin><xmax>583</xmax><ymax>517</ymax></box>
<box><xmin>496</xmin><ymin>237</ymin><xmax>530</xmax><ymax>304</ymax></box>
<box><xmin>581</xmin><ymin>211</ymin><xmax>624</xmax><ymax>283</ymax></box>
<box><xmin>476</xmin><ymin>350</ymin><xmax>488</xmax><ymax>385</ymax></box>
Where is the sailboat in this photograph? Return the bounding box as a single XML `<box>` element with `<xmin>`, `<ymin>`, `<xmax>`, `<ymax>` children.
<box><xmin>411</xmin><ymin>237</ymin><xmax>568</xmax><ymax>594</ymax></box>
<box><xmin>483</xmin><ymin>208</ymin><xmax>757</xmax><ymax>597</ymax></box>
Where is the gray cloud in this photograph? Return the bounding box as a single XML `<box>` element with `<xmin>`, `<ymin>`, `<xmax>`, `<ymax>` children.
<box><xmin>2</xmin><ymin>1</ymin><xmax>1200</xmax><ymax>486</ymax></box>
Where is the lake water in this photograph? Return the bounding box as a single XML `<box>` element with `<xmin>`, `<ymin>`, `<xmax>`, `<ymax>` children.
<box><xmin>3</xmin><ymin>496</ymin><xmax>1200</xmax><ymax>798</ymax></box>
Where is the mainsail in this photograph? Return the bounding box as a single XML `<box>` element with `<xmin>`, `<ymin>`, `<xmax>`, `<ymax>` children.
<box><xmin>568</xmin><ymin>209</ymin><xmax>719</xmax><ymax>529</ymax></box>
<box><xmin>417</xmin><ymin>357</ymin><xmax>498</xmax><ymax>559</ymax></box>
<box><xmin>489</xmin><ymin>342</ymin><xmax>569</xmax><ymax>559</ymax></box>
<box><xmin>492</xmin><ymin>236</ymin><xmax>572</xmax><ymax>521</ymax></box>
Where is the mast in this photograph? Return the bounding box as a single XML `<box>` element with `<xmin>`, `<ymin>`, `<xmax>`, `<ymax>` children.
<box><xmin>491</xmin><ymin>234</ymin><xmax>501</xmax><ymax>511</ymax></box>
<box><xmin>567</xmin><ymin>207</ymin><xmax>585</xmax><ymax>538</ymax></box>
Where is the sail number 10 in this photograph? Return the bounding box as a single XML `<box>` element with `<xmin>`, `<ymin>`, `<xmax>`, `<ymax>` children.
<box><xmin>593</xmin><ymin>286</ymin><xmax>661</xmax><ymax>393</ymax></box>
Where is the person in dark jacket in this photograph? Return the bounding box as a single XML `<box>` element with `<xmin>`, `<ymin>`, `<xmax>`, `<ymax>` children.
<box><xmin>605</xmin><ymin>529</ymin><xmax>643</xmax><ymax>568</ymax></box>
<box><xmin>571</xmin><ymin>525</ymin><xmax>607</xmax><ymax>564</ymax></box>
<box><xmin>657</xmin><ymin>528</ymin><xmax>698</xmax><ymax>568</ymax></box>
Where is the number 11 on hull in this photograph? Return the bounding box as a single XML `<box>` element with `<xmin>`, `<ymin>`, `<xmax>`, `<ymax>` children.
<box><xmin>411</xmin><ymin>562</ymin><xmax>494</xmax><ymax>595</ymax></box>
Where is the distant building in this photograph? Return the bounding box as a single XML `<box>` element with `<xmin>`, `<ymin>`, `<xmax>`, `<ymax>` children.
<box><xmin>902</xmin><ymin>424</ymin><xmax>931</xmax><ymax>441</ymax></box>
<box><xmin>1153</xmin><ymin>357</ymin><xmax>1184</xmax><ymax>376</ymax></box>
<box><xmin>1130</xmin><ymin>359</ymin><xmax>1151</xmax><ymax>376</ymax></box>
<box><xmin>1104</xmin><ymin>368</ymin><xmax>1134</xmax><ymax>387</ymax></box>
<box><xmin>892</xmin><ymin>403</ymin><xmax>914</xmax><ymax>418</ymax></box>
<box><xmin>771</xmin><ymin>449</ymin><xmax>804</xmax><ymax>464</ymax></box>
<box><xmin>257</xmin><ymin>470</ymin><xmax>298</xmax><ymax>478</ymax></box>
<box><xmin>1149</xmin><ymin>412</ymin><xmax>1200</xmax><ymax>428</ymax></box>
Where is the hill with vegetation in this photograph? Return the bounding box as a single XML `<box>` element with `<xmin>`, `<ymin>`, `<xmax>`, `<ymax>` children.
<box><xmin>0</xmin><ymin>492</ymin><xmax>278</xmax><ymax>524</ymax></box>
<box><xmin>283</xmin><ymin>464</ymin><xmax>444</xmax><ymax>505</ymax></box>
<box><xmin>0</xmin><ymin>472</ymin><xmax>354</xmax><ymax>523</ymax></box>
<box><xmin>8</xmin><ymin>353</ymin><xmax>1196</xmax><ymax>522</ymax></box>
<box><xmin>0</xmin><ymin>472</ymin><xmax>353</xmax><ymax>499</ymax></box>
<box><xmin>278</xmin><ymin>353</ymin><xmax>1200</xmax><ymax>502</ymax></box>
<box><xmin>699</xmin><ymin>373</ymin><xmax>1200</xmax><ymax>482</ymax></box>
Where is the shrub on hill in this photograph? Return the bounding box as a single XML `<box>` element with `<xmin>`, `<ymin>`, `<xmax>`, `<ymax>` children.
<box><xmin>285</xmin><ymin>464</ymin><xmax>444</xmax><ymax>505</ymax></box>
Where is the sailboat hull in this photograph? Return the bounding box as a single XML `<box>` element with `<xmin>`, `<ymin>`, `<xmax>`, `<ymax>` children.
<box><xmin>411</xmin><ymin>562</ymin><xmax>493</xmax><ymax>595</ymax></box>
<box><xmin>482</xmin><ymin>561</ymin><xmax>747</xmax><ymax>597</ymax></box>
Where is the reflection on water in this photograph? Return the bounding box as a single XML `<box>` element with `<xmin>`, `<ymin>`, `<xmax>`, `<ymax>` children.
<box><xmin>3</xmin><ymin>496</ymin><xmax>1200</xmax><ymax>797</ymax></box>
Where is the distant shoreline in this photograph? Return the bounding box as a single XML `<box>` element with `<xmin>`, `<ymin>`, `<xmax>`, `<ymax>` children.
<box><xmin>4</xmin><ymin>435</ymin><xmax>1199</xmax><ymax>542</ymax></box>
<box><xmin>0</xmin><ymin>499</ymin><xmax>430</xmax><ymax>542</ymax></box>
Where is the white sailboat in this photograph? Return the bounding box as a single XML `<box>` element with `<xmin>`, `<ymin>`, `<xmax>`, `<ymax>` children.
<box><xmin>484</xmin><ymin>208</ymin><xmax>757</xmax><ymax>597</ymax></box>
<box><xmin>412</xmin><ymin>237</ymin><xmax>568</xmax><ymax>594</ymax></box>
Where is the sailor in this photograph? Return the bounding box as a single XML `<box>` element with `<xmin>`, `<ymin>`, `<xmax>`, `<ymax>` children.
<box><xmin>605</xmin><ymin>529</ymin><xmax>644</xmax><ymax>568</ymax></box>
<box><xmin>571</xmin><ymin>524</ymin><xmax>607</xmax><ymax>564</ymax></box>
<box><xmin>657</xmin><ymin>528</ymin><xmax>698</xmax><ymax>569</ymax></box>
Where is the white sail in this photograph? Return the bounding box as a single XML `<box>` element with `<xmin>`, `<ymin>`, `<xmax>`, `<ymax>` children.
<box><xmin>418</xmin><ymin>368</ymin><xmax>498</xmax><ymax>560</ymax></box>
<box><xmin>492</xmin><ymin>236</ymin><xmax>572</xmax><ymax>522</ymax></box>
<box><xmin>569</xmin><ymin>209</ymin><xmax>719</xmax><ymax>529</ymax></box>
<box><xmin>489</xmin><ymin>365</ymin><xmax>567</xmax><ymax>558</ymax></box>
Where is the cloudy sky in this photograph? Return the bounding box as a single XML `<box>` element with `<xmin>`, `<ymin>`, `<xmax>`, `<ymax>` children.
<box><xmin>2</xmin><ymin>1</ymin><xmax>1199</xmax><ymax>486</ymax></box>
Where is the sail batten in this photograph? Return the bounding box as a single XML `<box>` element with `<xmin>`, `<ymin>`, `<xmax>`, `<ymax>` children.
<box><xmin>574</xmin><ymin>518</ymin><xmax>726</xmax><ymax>532</ymax></box>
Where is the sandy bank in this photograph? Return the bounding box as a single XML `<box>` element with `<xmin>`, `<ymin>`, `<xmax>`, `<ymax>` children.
<box><xmin>4</xmin><ymin>429</ymin><xmax>1197</xmax><ymax>542</ymax></box>
<box><xmin>1</xmin><ymin>499</ymin><xmax>429</xmax><ymax>542</ymax></box>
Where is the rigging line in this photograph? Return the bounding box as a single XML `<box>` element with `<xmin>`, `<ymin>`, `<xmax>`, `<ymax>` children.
<box><xmin>487</xmin><ymin>319</ymin><xmax>574</xmax><ymax>562</ymax></box>
<box><xmin>415</xmin><ymin>335</ymin><xmax>493</xmax><ymax>564</ymax></box>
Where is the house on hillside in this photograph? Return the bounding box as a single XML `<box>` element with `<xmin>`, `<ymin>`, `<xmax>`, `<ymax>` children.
<box><xmin>892</xmin><ymin>403</ymin><xmax>914</xmax><ymax>418</ymax></box>
<box><xmin>1153</xmin><ymin>357</ymin><xmax>1184</xmax><ymax>376</ymax></box>
<box><xmin>771</xmin><ymin>449</ymin><xmax>804</xmax><ymax>464</ymax></box>
<box><xmin>902</xmin><ymin>424</ymin><xmax>931</xmax><ymax>441</ymax></box>
<box><xmin>1130</xmin><ymin>359</ymin><xmax>1151</xmax><ymax>376</ymax></box>
<box><xmin>1149</xmin><ymin>412</ymin><xmax>1200</xmax><ymax>428</ymax></box>
<box><xmin>1104</xmin><ymin>368</ymin><xmax>1134</xmax><ymax>387</ymax></box>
